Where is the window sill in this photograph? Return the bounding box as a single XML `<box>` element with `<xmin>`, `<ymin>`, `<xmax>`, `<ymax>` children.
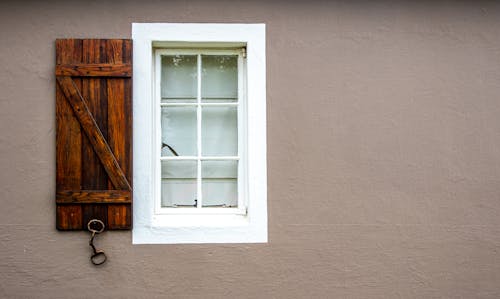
<box><xmin>134</xmin><ymin>214</ymin><xmax>267</xmax><ymax>244</ymax></box>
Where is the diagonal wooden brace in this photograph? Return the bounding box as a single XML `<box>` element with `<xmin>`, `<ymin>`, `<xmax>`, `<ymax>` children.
<box><xmin>56</xmin><ymin>75</ymin><xmax>131</xmax><ymax>191</ymax></box>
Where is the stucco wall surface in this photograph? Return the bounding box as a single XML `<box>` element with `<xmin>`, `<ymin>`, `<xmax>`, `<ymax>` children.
<box><xmin>2</xmin><ymin>1</ymin><xmax>500</xmax><ymax>298</ymax></box>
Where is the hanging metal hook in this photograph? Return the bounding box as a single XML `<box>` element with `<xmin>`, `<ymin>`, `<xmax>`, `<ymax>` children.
<box><xmin>87</xmin><ymin>219</ymin><xmax>107</xmax><ymax>266</ymax></box>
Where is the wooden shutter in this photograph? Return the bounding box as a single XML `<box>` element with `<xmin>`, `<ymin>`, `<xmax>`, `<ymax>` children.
<box><xmin>55</xmin><ymin>39</ymin><xmax>132</xmax><ymax>230</ymax></box>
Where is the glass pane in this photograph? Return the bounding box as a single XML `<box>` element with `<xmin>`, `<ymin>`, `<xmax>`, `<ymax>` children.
<box><xmin>202</xmin><ymin>106</ymin><xmax>237</xmax><ymax>156</ymax></box>
<box><xmin>161</xmin><ymin>160</ymin><xmax>197</xmax><ymax>208</ymax></box>
<box><xmin>202</xmin><ymin>161</ymin><xmax>237</xmax><ymax>207</ymax></box>
<box><xmin>161</xmin><ymin>55</ymin><xmax>197</xmax><ymax>102</ymax></box>
<box><xmin>161</xmin><ymin>106</ymin><xmax>197</xmax><ymax>156</ymax></box>
<box><xmin>201</xmin><ymin>55</ymin><xmax>238</xmax><ymax>102</ymax></box>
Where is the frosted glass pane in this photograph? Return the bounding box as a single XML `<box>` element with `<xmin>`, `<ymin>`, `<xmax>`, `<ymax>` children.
<box><xmin>201</xmin><ymin>55</ymin><xmax>237</xmax><ymax>101</ymax></box>
<box><xmin>202</xmin><ymin>161</ymin><xmax>237</xmax><ymax>207</ymax></box>
<box><xmin>202</xmin><ymin>106</ymin><xmax>237</xmax><ymax>156</ymax></box>
<box><xmin>161</xmin><ymin>106</ymin><xmax>197</xmax><ymax>156</ymax></box>
<box><xmin>161</xmin><ymin>55</ymin><xmax>197</xmax><ymax>101</ymax></box>
<box><xmin>161</xmin><ymin>161</ymin><xmax>197</xmax><ymax>207</ymax></box>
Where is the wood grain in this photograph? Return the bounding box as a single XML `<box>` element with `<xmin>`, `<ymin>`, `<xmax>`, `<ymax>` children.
<box><xmin>56</xmin><ymin>39</ymin><xmax>132</xmax><ymax>231</ymax></box>
<box><xmin>56</xmin><ymin>76</ymin><xmax>131</xmax><ymax>191</ymax></box>
<box><xmin>56</xmin><ymin>190</ymin><xmax>131</xmax><ymax>204</ymax></box>
<box><xmin>55</xmin><ymin>64</ymin><xmax>132</xmax><ymax>77</ymax></box>
<box><xmin>107</xmin><ymin>205</ymin><xmax>131</xmax><ymax>230</ymax></box>
<box><xmin>56</xmin><ymin>39</ymin><xmax>83</xmax><ymax>230</ymax></box>
<box><xmin>80</xmin><ymin>39</ymin><xmax>108</xmax><ymax>230</ymax></box>
<box><xmin>56</xmin><ymin>205</ymin><xmax>82</xmax><ymax>230</ymax></box>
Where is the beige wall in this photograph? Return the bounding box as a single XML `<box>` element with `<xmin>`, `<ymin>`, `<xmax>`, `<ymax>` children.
<box><xmin>2</xmin><ymin>1</ymin><xmax>500</xmax><ymax>298</ymax></box>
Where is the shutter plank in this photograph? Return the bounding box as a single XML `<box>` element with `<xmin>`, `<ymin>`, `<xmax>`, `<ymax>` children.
<box><xmin>81</xmin><ymin>40</ymin><xmax>107</xmax><ymax>191</ymax></box>
<box><xmin>81</xmin><ymin>40</ymin><xmax>108</xmax><ymax>228</ymax></box>
<box><xmin>106</xmin><ymin>39</ymin><xmax>125</xmax><ymax>189</ymax></box>
<box><xmin>107</xmin><ymin>79</ymin><xmax>125</xmax><ymax>184</ymax></box>
<box><xmin>123</xmin><ymin>40</ymin><xmax>132</xmax><ymax>186</ymax></box>
<box><xmin>106</xmin><ymin>40</ymin><xmax>132</xmax><ymax>228</ymax></box>
<box><xmin>57</xmin><ymin>205</ymin><xmax>82</xmax><ymax>230</ymax></box>
<box><xmin>56</xmin><ymin>39</ymin><xmax>83</xmax><ymax>230</ymax></box>
<box><xmin>82</xmin><ymin>205</ymin><xmax>108</xmax><ymax>231</ymax></box>
<box><xmin>108</xmin><ymin>205</ymin><xmax>131</xmax><ymax>230</ymax></box>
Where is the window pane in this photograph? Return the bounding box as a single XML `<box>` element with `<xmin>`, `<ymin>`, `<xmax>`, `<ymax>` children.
<box><xmin>202</xmin><ymin>106</ymin><xmax>237</xmax><ymax>156</ymax></box>
<box><xmin>202</xmin><ymin>160</ymin><xmax>237</xmax><ymax>207</ymax></box>
<box><xmin>161</xmin><ymin>55</ymin><xmax>197</xmax><ymax>102</ymax></box>
<box><xmin>201</xmin><ymin>55</ymin><xmax>238</xmax><ymax>102</ymax></box>
<box><xmin>161</xmin><ymin>106</ymin><xmax>197</xmax><ymax>156</ymax></box>
<box><xmin>161</xmin><ymin>160</ymin><xmax>197</xmax><ymax>207</ymax></box>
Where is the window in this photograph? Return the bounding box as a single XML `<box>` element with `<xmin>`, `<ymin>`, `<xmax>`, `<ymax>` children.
<box><xmin>156</xmin><ymin>49</ymin><xmax>246</xmax><ymax>215</ymax></box>
<box><xmin>133</xmin><ymin>23</ymin><xmax>267</xmax><ymax>244</ymax></box>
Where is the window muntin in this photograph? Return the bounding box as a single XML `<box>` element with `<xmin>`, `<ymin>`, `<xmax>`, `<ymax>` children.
<box><xmin>155</xmin><ymin>49</ymin><xmax>246</xmax><ymax>215</ymax></box>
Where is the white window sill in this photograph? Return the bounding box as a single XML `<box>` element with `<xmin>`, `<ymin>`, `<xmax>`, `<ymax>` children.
<box><xmin>134</xmin><ymin>213</ymin><xmax>267</xmax><ymax>244</ymax></box>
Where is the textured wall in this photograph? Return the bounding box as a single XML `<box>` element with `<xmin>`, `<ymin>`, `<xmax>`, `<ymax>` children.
<box><xmin>2</xmin><ymin>1</ymin><xmax>500</xmax><ymax>298</ymax></box>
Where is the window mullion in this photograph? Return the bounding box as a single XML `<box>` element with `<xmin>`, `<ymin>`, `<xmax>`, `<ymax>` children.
<box><xmin>196</xmin><ymin>53</ymin><xmax>202</xmax><ymax>209</ymax></box>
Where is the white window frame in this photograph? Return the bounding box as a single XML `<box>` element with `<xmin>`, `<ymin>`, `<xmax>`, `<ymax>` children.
<box><xmin>155</xmin><ymin>48</ymin><xmax>247</xmax><ymax>216</ymax></box>
<box><xmin>132</xmin><ymin>23</ymin><xmax>267</xmax><ymax>244</ymax></box>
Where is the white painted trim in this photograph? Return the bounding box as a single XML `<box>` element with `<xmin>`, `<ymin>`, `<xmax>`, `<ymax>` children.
<box><xmin>132</xmin><ymin>23</ymin><xmax>267</xmax><ymax>244</ymax></box>
<box><xmin>155</xmin><ymin>48</ymin><xmax>244</xmax><ymax>215</ymax></box>
<box><xmin>160</xmin><ymin>156</ymin><xmax>240</xmax><ymax>161</ymax></box>
<box><xmin>160</xmin><ymin>103</ymin><xmax>239</xmax><ymax>106</ymax></box>
<box><xmin>196</xmin><ymin>53</ymin><xmax>202</xmax><ymax>209</ymax></box>
<box><xmin>154</xmin><ymin>207</ymin><xmax>247</xmax><ymax>216</ymax></box>
<box><xmin>158</xmin><ymin>48</ymin><xmax>242</xmax><ymax>55</ymax></box>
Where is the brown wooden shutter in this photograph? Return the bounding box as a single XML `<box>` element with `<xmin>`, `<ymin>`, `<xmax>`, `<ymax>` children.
<box><xmin>55</xmin><ymin>39</ymin><xmax>132</xmax><ymax>230</ymax></box>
